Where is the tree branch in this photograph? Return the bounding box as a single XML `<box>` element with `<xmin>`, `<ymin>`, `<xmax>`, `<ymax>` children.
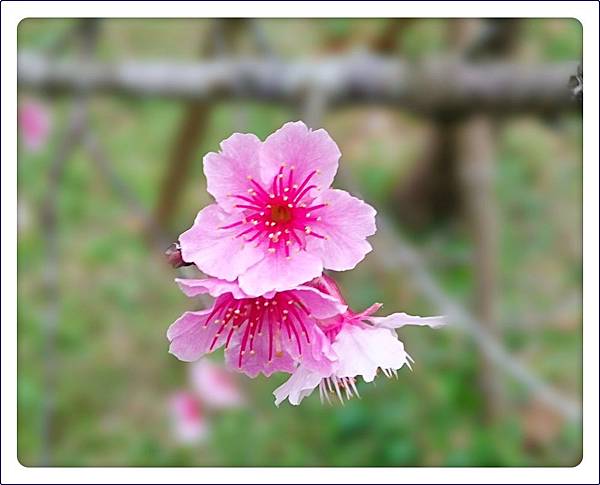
<box><xmin>19</xmin><ymin>52</ymin><xmax>579</xmax><ymax>114</ymax></box>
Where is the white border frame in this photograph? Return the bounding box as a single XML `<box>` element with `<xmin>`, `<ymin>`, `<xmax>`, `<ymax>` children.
<box><xmin>2</xmin><ymin>2</ymin><xmax>598</xmax><ymax>484</ymax></box>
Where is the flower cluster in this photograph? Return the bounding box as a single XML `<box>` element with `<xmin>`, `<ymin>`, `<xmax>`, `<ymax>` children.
<box><xmin>168</xmin><ymin>360</ymin><xmax>245</xmax><ymax>445</ymax></box>
<box><xmin>167</xmin><ymin>121</ymin><xmax>444</xmax><ymax>405</ymax></box>
<box><xmin>19</xmin><ymin>99</ymin><xmax>51</xmax><ymax>152</ymax></box>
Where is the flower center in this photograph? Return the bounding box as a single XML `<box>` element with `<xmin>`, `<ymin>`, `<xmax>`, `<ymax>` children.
<box><xmin>270</xmin><ymin>204</ymin><xmax>292</xmax><ymax>224</ymax></box>
<box><xmin>203</xmin><ymin>292</ymin><xmax>313</xmax><ymax>368</ymax></box>
<box><xmin>220</xmin><ymin>165</ymin><xmax>330</xmax><ymax>259</ymax></box>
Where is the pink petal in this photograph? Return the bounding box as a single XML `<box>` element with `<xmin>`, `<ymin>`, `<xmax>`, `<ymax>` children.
<box><xmin>353</xmin><ymin>302</ymin><xmax>383</xmax><ymax>319</ymax></box>
<box><xmin>332</xmin><ymin>326</ymin><xmax>410</xmax><ymax>382</ymax></box>
<box><xmin>222</xmin><ymin>293</ymin><xmax>337</xmax><ymax>377</ymax></box>
<box><xmin>307</xmin><ymin>189</ymin><xmax>377</xmax><ymax>271</ymax></box>
<box><xmin>204</xmin><ymin>133</ymin><xmax>264</xmax><ymax>213</ymax></box>
<box><xmin>237</xmin><ymin>250</ymin><xmax>323</xmax><ymax>297</ymax></box>
<box><xmin>190</xmin><ymin>360</ymin><xmax>245</xmax><ymax>409</ymax></box>
<box><xmin>308</xmin><ymin>274</ymin><xmax>347</xmax><ymax>305</ymax></box>
<box><xmin>167</xmin><ymin>310</ymin><xmax>226</xmax><ymax>362</ymax></box>
<box><xmin>19</xmin><ymin>100</ymin><xmax>51</xmax><ymax>152</ymax></box>
<box><xmin>260</xmin><ymin>121</ymin><xmax>340</xmax><ymax>193</ymax></box>
<box><xmin>224</xmin><ymin>331</ymin><xmax>297</xmax><ymax>378</ymax></box>
<box><xmin>273</xmin><ymin>366</ymin><xmax>323</xmax><ymax>406</ymax></box>
<box><xmin>176</xmin><ymin>277</ymin><xmax>249</xmax><ymax>299</ymax></box>
<box><xmin>294</xmin><ymin>324</ymin><xmax>337</xmax><ymax>375</ymax></box>
<box><xmin>368</xmin><ymin>312</ymin><xmax>446</xmax><ymax>329</ymax></box>
<box><xmin>291</xmin><ymin>285</ymin><xmax>347</xmax><ymax>319</ymax></box>
<box><xmin>169</xmin><ymin>391</ymin><xmax>210</xmax><ymax>444</ymax></box>
<box><xmin>179</xmin><ymin>204</ymin><xmax>264</xmax><ymax>282</ymax></box>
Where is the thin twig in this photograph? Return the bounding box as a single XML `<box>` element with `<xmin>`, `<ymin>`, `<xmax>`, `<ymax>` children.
<box><xmin>38</xmin><ymin>100</ymin><xmax>88</xmax><ymax>466</ymax></box>
<box><xmin>373</xmin><ymin>214</ymin><xmax>581</xmax><ymax>421</ymax></box>
<box><xmin>37</xmin><ymin>19</ymin><xmax>100</xmax><ymax>466</ymax></box>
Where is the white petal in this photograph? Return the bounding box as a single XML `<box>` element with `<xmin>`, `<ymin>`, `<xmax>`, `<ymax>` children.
<box><xmin>332</xmin><ymin>326</ymin><xmax>410</xmax><ymax>382</ymax></box>
<box><xmin>273</xmin><ymin>366</ymin><xmax>324</xmax><ymax>406</ymax></box>
<box><xmin>368</xmin><ymin>312</ymin><xmax>446</xmax><ymax>329</ymax></box>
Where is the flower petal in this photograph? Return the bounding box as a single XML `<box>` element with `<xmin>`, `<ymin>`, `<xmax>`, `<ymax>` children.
<box><xmin>296</xmin><ymin>324</ymin><xmax>338</xmax><ymax>375</ymax></box>
<box><xmin>179</xmin><ymin>204</ymin><xmax>264</xmax><ymax>282</ymax></box>
<box><xmin>190</xmin><ymin>360</ymin><xmax>245</xmax><ymax>409</ymax></box>
<box><xmin>238</xmin><ymin>250</ymin><xmax>323</xmax><ymax>297</ymax></box>
<box><xmin>204</xmin><ymin>133</ymin><xmax>263</xmax><ymax>213</ymax></box>
<box><xmin>167</xmin><ymin>310</ymin><xmax>226</xmax><ymax>362</ymax></box>
<box><xmin>20</xmin><ymin>100</ymin><xmax>51</xmax><ymax>152</ymax></box>
<box><xmin>291</xmin><ymin>286</ymin><xmax>347</xmax><ymax>319</ymax></box>
<box><xmin>368</xmin><ymin>312</ymin><xmax>446</xmax><ymax>329</ymax></box>
<box><xmin>260</xmin><ymin>121</ymin><xmax>340</xmax><ymax>192</ymax></box>
<box><xmin>308</xmin><ymin>189</ymin><xmax>377</xmax><ymax>271</ymax></box>
<box><xmin>308</xmin><ymin>274</ymin><xmax>346</xmax><ymax>305</ymax></box>
<box><xmin>224</xmin><ymin>332</ymin><xmax>297</xmax><ymax>378</ymax></box>
<box><xmin>332</xmin><ymin>326</ymin><xmax>410</xmax><ymax>382</ymax></box>
<box><xmin>169</xmin><ymin>391</ymin><xmax>210</xmax><ymax>444</ymax></box>
<box><xmin>273</xmin><ymin>366</ymin><xmax>323</xmax><ymax>406</ymax></box>
<box><xmin>176</xmin><ymin>277</ymin><xmax>249</xmax><ymax>299</ymax></box>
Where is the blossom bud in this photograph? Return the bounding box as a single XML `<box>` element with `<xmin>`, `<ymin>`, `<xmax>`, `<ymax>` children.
<box><xmin>165</xmin><ymin>242</ymin><xmax>192</xmax><ymax>268</ymax></box>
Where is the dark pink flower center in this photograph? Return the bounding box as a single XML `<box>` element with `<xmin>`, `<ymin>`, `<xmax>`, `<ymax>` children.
<box><xmin>221</xmin><ymin>165</ymin><xmax>329</xmax><ymax>258</ymax></box>
<box><xmin>204</xmin><ymin>291</ymin><xmax>313</xmax><ymax>368</ymax></box>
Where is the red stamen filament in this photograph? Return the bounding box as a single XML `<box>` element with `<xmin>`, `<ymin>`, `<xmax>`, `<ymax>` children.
<box><xmin>220</xmin><ymin>166</ymin><xmax>329</xmax><ymax>258</ymax></box>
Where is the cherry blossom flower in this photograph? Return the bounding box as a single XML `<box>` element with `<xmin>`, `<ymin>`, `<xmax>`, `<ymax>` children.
<box><xmin>179</xmin><ymin>121</ymin><xmax>377</xmax><ymax>296</ymax></box>
<box><xmin>273</xmin><ymin>275</ymin><xmax>445</xmax><ymax>406</ymax></box>
<box><xmin>168</xmin><ymin>391</ymin><xmax>210</xmax><ymax>444</ymax></box>
<box><xmin>19</xmin><ymin>99</ymin><xmax>51</xmax><ymax>152</ymax></box>
<box><xmin>189</xmin><ymin>359</ymin><xmax>245</xmax><ymax>409</ymax></box>
<box><xmin>167</xmin><ymin>277</ymin><xmax>346</xmax><ymax>378</ymax></box>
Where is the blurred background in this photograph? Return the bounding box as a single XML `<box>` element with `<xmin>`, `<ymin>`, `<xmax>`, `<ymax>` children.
<box><xmin>17</xmin><ymin>18</ymin><xmax>582</xmax><ymax>467</ymax></box>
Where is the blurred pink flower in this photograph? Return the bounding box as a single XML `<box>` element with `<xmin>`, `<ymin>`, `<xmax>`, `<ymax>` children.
<box><xmin>179</xmin><ymin>121</ymin><xmax>377</xmax><ymax>296</ymax></box>
<box><xmin>167</xmin><ymin>277</ymin><xmax>346</xmax><ymax>378</ymax></box>
<box><xmin>19</xmin><ymin>99</ymin><xmax>51</xmax><ymax>152</ymax></box>
<box><xmin>169</xmin><ymin>391</ymin><xmax>210</xmax><ymax>444</ymax></box>
<box><xmin>273</xmin><ymin>275</ymin><xmax>446</xmax><ymax>406</ymax></box>
<box><xmin>190</xmin><ymin>359</ymin><xmax>245</xmax><ymax>409</ymax></box>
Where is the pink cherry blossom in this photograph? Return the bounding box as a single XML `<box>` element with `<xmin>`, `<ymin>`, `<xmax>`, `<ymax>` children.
<box><xmin>19</xmin><ymin>99</ymin><xmax>51</xmax><ymax>152</ymax></box>
<box><xmin>168</xmin><ymin>391</ymin><xmax>210</xmax><ymax>444</ymax></box>
<box><xmin>189</xmin><ymin>359</ymin><xmax>245</xmax><ymax>409</ymax></box>
<box><xmin>273</xmin><ymin>275</ymin><xmax>445</xmax><ymax>406</ymax></box>
<box><xmin>167</xmin><ymin>277</ymin><xmax>346</xmax><ymax>378</ymax></box>
<box><xmin>179</xmin><ymin>121</ymin><xmax>377</xmax><ymax>296</ymax></box>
